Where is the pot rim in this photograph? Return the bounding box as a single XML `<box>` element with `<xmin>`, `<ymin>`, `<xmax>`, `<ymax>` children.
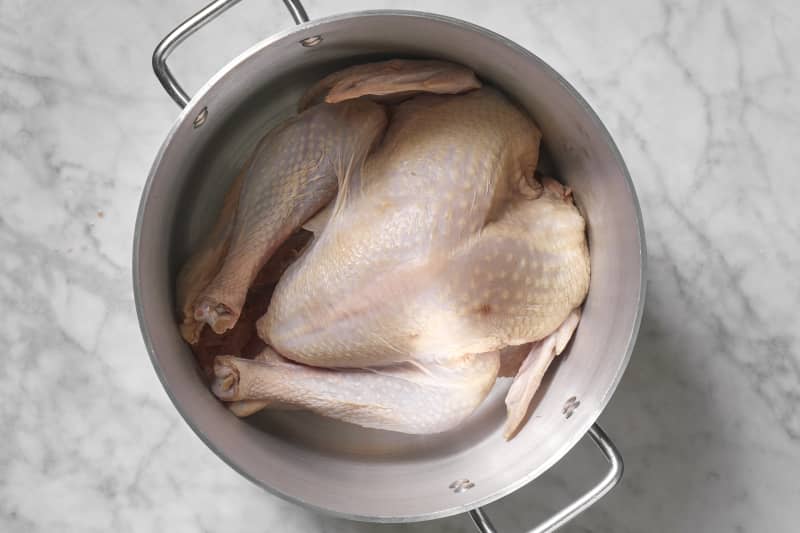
<box><xmin>133</xmin><ymin>9</ymin><xmax>647</xmax><ymax>523</ymax></box>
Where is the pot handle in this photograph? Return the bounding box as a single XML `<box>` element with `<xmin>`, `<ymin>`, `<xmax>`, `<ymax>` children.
<box><xmin>468</xmin><ymin>423</ymin><xmax>623</xmax><ymax>533</ymax></box>
<box><xmin>153</xmin><ymin>0</ymin><xmax>309</xmax><ymax>108</ymax></box>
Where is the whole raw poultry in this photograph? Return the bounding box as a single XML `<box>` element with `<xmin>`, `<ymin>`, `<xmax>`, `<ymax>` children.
<box><xmin>176</xmin><ymin>59</ymin><xmax>590</xmax><ymax>439</ymax></box>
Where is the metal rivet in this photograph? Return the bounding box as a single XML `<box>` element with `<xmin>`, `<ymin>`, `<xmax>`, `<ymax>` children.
<box><xmin>193</xmin><ymin>107</ymin><xmax>208</xmax><ymax>128</ymax></box>
<box><xmin>300</xmin><ymin>35</ymin><xmax>323</xmax><ymax>47</ymax></box>
<box><xmin>562</xmin><ymin>396</ymin><xmax>580</xmax><ymax>419</ymax></box>
<box><xmin>449</xmin><ymin>479</ymin><xmax>475</xmax><ymax>493</ymax></box>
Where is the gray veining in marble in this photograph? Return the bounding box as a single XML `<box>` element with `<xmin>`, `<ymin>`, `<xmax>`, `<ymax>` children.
<box><xmin>1</xmin><ymin>0</ymin><xmax>798</xmax><ymax>531</ymax></box>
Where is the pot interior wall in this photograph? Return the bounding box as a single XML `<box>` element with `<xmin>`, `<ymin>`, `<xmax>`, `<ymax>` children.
<box><xmin>136</xmin><ymin>12</ymin><xmax>643</xmax><ymax>522</ymax></box>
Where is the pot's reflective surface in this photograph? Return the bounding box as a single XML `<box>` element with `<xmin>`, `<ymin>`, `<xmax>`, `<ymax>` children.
<box><xmin>134</xmin><ymin>11</ymin><xmax>645</xmax><ymax>522</ymax></box>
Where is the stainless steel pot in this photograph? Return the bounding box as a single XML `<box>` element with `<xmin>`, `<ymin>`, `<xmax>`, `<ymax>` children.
<box><xmin>133</xmin><ymin>1</ymin><xmax>646</xmax><ymax>531</ymax></box>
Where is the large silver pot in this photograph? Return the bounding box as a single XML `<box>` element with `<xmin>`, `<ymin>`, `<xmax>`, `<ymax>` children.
<box><xmin>133</xmin><ymin>1</ymin><xmax>646</xmax><ymax>531</ymax></box>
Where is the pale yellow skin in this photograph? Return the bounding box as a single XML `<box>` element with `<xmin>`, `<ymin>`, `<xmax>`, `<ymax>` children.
<box><xmin>179</xmin><ymin>60</ymin><xmax>590</xmax><ymax>439</ymax></box>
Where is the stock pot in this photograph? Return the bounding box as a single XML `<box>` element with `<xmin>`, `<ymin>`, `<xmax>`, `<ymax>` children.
<box><xmin>133</xmin><ymin>1</ymin><xmax>646</xmax><ymax>530</ymax></box>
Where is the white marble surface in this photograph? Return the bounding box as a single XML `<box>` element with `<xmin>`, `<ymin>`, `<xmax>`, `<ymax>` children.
<box><xmin>1</xmin><ymin>0</ymin><xmax>798</xmax><ymax>531</ymax></box>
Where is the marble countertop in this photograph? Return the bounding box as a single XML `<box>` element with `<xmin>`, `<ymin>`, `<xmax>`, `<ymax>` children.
<box><xmin>2</xmin><ymin>0</ymin><xmax>798</xmax><ymax>531</ymax></box>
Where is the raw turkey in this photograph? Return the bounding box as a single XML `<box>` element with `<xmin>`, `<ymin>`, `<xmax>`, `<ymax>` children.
<box><xmin>177</xmin><ymin>59</ymin><xmax>590</xmax><ymax>439</ymax></box>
